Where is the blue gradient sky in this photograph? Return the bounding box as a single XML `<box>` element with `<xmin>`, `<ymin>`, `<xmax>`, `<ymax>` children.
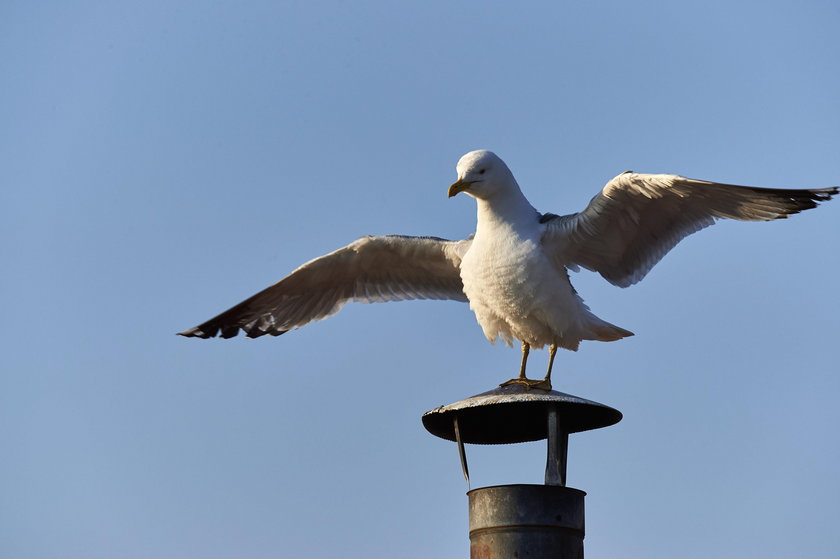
<box><xmin>2</xmin><ymin>2</ymin><xmax>838</xmax><ymax>558</ymax></box>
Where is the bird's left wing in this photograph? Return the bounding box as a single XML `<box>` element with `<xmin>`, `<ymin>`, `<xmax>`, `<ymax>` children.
<box><xmin>541</xmin><ymin>172</ymin><xmax>837</xmax><ymax>288</ymax></box>
<box><xmin>179</xmin><ymin>235</ymin><xmax>472</xmax><ymax>339</ymax></box>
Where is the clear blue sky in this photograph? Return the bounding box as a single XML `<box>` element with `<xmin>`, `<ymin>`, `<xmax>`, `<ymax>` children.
<box><xmin>2</xmin><ymin>1</ymin><xmax>838</xmax><ymax>558</ymax></box>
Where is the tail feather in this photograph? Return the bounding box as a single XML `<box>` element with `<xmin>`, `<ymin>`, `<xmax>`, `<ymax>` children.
<box><xmin>587</xmin><ymin>316</ymin><xmax>634</xmax><ymax>343</ymax></box>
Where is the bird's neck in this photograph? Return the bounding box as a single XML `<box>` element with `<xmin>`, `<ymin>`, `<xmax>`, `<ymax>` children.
<box><xmin>474</xmin><ymin>181</ymin><xmax>538</xmax><ymax>236</ymax></box>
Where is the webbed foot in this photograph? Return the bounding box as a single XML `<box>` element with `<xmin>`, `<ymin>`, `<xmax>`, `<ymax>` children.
<box><xmin>500</xmin><ymin>377</ymin><xmax>552</xmax><ymax>391</ymax></box>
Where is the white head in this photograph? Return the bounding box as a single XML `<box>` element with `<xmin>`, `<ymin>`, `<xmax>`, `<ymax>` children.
<box><xmin>448</xmin><ymin>150</ymin><xmax>517</xmax><ymax>200</ymax></box>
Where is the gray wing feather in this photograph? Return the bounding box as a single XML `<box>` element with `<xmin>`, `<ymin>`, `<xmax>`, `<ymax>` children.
<box><xmin>180</xmin><ymin>235</ymin><xmax>472</xmax><ymax>339</ymax></box>
<box><xmin>542</xmin><ymin>172</ymin><xmax>837</xmax><ymax>288</ymax></box>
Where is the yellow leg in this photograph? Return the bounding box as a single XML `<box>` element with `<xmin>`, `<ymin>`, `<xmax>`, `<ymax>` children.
<box><xmin>518</xmin><ymin>342</ymin><xmax>530</xmax><ymax>379</ymax></box>
<box><xmin>539</xmin><ymin>343</ymin><xmax>557</xmax><ymax>390</ymax></box>
<box><xmin>500</xmin><ymin>342</ymin><xmax>551</xmax><ymax>391</ymax></box>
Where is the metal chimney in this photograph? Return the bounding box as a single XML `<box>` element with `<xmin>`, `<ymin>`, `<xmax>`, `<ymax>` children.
<box><xmin>423</xmin><ymin>384</ymin><xmax>621</xmax><ymax>558</ymax></box>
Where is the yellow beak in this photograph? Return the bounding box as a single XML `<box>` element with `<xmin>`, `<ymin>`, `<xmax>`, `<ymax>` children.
<box><xmin>448</xmin><ymin>179</ymin><xmax>476</xmax><ymax>198</ymax></box>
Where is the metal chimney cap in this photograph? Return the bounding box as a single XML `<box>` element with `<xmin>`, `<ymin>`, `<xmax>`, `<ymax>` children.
<box><xmin>422</xmin><ymin>384</ymin><xmax>622</xmax><ymax>444</ymax></box>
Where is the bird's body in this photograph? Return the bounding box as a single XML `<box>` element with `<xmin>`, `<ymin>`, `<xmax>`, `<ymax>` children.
<box><xmin>181</xmin><ymin>150</ymin><xmax>836</xmax><ymax>388</ymax></box>
<box><xmin>458</xmin><ymin>165</ymin><xmax>630</xmax><ymax>352</ymax></box>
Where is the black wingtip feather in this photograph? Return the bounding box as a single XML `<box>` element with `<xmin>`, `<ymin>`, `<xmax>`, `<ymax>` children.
<box><xmin>816</xmin><ymin>186</ymin><xmax>839</xmax><ymax>199</ymax></box>
<box><xmin>178</xmin><ymin>323</ymin><xmax>289</xmax><ymax>339</ymax></box>
<box><xmin>748</xmin><ymin>185</ymin><xmax>839</xmax><ymax>219</ymax></box>
<box><xmin>178</xmin><ymin>327</ymin><xmax>211</xmax><ymax>338</ymax></box>
<box><xmin>220</xmin><ymin>325</ymin><xmax>240</xmax><ymax>338</ymax></box>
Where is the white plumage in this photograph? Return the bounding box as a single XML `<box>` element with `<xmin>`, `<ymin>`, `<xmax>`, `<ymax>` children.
<box><xmin>455</xmin><ymin>151</ymin><xmax>632</xmax><ymax>352</ymax></box>
<box><xmin>180</xmin><ymin>150</ymin><xmax>836</xmax><ymax>385</ymax></box>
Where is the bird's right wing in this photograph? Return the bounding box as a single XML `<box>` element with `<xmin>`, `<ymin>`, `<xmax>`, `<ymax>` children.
<box><xmin>541</xmin><ymin>172</ymin><xmax>837</xmax><ymax>288</ymax></box>
<box><xmin>179</xmin><ymin>235</ymin><xmax>472</xmax><ymax>339</ymax></box>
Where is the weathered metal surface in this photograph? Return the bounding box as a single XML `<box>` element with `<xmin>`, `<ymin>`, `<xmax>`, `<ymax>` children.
<box><xmin>423</xmin><ymin>384</ymin><xmax>620</xmax><ymax>557</ymax></box>
<box><xmin>545</xmin><ymin>407</ymin><xmax>569</xmax><ymax>486</ymax></box>
<box><xmin>454</xmin><ymin>415</ymin><xmax>470</xmax><ymax>488</ymax></box>
<box><xmin>422</xmin><ymin>383</ymin><xmax>622</xmax><ymax>444</ymax></box>
<box><xmin>469</xmin><ymin>484</ymin><xmax>585</xmax><ymax>559</ymax></box>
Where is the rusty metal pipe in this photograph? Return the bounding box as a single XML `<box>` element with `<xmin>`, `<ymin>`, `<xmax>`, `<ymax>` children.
<box><xmin>469</xmin><ymin>484</ymin><xmax>586</xmax><ymax>559</ymax></box>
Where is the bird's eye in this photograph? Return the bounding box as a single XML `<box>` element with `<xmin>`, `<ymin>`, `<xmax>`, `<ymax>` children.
<box><xmin>479</xmin><ymin>169</ymin><xmax>486</xmax><ymax>175</ymax></box>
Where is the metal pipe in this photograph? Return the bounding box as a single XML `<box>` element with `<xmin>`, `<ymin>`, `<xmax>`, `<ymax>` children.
<box><xmin>545</xmin><ymin>405</ymin><xmax>569</xmax><ymax>486</ymax></box>
<box><xmin>469</xmin><ymin>484</ymin><xmax>586</xmax><ymax>559</ymax></box>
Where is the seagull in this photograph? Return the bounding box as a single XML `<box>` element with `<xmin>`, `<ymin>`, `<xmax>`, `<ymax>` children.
<box><xmin>180</xmin><ymin>150</ymin><xmax>837</xmax><ymax>390</ymax></box>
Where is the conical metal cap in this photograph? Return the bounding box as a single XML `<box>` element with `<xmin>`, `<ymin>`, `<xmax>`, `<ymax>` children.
<box><xmin>422</xmin><ymin>383</ymin><xmax>622</xmax><ymax>444</ymax></box>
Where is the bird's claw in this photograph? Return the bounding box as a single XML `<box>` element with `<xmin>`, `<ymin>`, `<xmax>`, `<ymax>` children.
<box><xmin>500</xmin><ymin>377</ymin><xmax>552</xmax><ymax>391</ymax></box>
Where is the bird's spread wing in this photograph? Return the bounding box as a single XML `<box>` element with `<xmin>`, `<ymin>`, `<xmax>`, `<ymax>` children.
<box><xmin>541</xmin><ymin>172</ymin><xmax>838</xmax><ymax>288</ymax></box>
<box><xmin>179</xmin><ymin>235</ymin><xmax>472</xmax><ymax>339</ymax></box>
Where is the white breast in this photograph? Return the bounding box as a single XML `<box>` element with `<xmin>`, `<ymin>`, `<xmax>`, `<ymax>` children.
<box><xmin>460</xmin><ymin>220</ymin><xmax>574</xmax><ymax>347</ymax></box>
